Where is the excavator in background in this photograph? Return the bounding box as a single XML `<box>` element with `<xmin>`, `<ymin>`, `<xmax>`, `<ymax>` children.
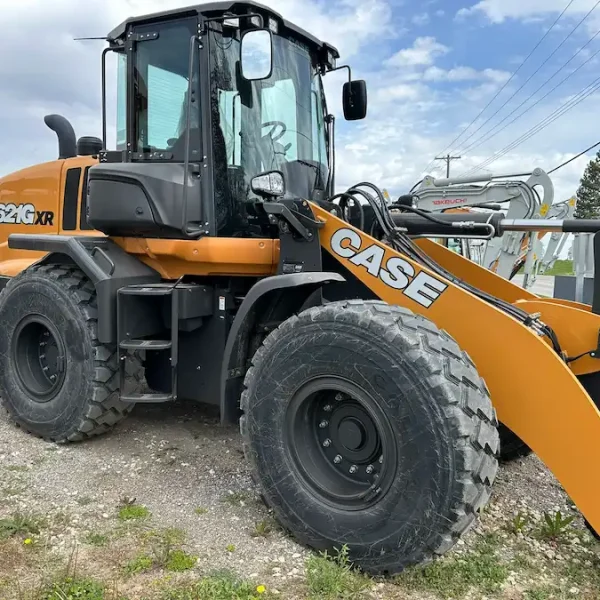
<box><xmin>407</xmin><ymin>170</ymin><xmax>576</xmax><ymax>288</ymax></box>
<box><xmin>2</xmin><ymin>1</ymin><xmax>600</xmax><ymax>575</ymax></box>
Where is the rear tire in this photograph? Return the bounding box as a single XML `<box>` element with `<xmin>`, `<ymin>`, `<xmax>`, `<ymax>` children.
<box><xmin>0</xmin><ymin>264</ymin><xmax>142</xmax><ymax>443</ymax></box>
<box><xmin>241</xmin><ymin>300</ymin><xmax>499</xmax><ymax>575</ymax></box>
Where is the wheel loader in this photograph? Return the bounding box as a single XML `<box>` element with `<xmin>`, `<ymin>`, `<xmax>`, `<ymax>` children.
<box><xmin>1</xmin><ymin>1</ymin><xmax>600</xmax><ymax>576</ymax></box>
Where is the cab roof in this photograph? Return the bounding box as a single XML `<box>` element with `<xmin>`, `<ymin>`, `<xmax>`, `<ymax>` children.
<box><xmin>107</xmin><ymin>1</ymin><xmax>340</xmax><ymax>59</ymax></box>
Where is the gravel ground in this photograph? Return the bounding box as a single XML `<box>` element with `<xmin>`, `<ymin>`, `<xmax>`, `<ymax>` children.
<box><xmin>0</xmin><ymin>400</ymin><xmax>599</xmax><ymax>599</ymax></box>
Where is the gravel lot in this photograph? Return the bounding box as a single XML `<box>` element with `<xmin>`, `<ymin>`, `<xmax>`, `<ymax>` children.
<box><xmin>0</xmin><ymin>399</ymin><xmax>599</xmax><ymax>599</ymax></box>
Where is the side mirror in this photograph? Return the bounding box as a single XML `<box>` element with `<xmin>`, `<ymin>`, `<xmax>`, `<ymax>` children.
<box><xmin>343</xmin><ymin>80</ymin><xmax>367</xmax><ymax>121</ymax></box>
<box><xmin>251</xmin><ymin>171</ymin><xmax>285</xmax><ymax>199</ymax></box>
<box><xmin>241</xmin><ymin>29</ymin><xmax>273</xmax><ymax>81</ymax></box>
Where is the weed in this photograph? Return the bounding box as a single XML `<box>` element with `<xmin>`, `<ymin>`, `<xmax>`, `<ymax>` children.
<box><xmin>142</xmin><ymin>528</ymin><xmax>186</xmax><ymax>567</ymax></box>
<box><xmin>160</xmin><ymin>571</ymin><xmax>267</xmax><ymax>600</ymax></box>
<box><xmin>165</xmin><ymin>550</ymin><xmax>197</xmax><ymax>572</ymax></box>
<box><xmin>117</xmin><ymin>504</ymin><xmax>150</xmax><ymax>521</ymax></box>
<box><xmin>0</xmin><ymin>513</ymin><xmax>45</xmax><ymax>540</ymax></box>
<box><xmin>524</xmin><ymin>586</ymin><xmax>555</xmax><ymax>600</ymax></box>
<box><xmin>124</xmin><ymin>554</ymin><xmax>154</xmax><ymax>576</ymax></box>
<box><xmin>220</xmin><ymin>491</ymin><xmax>251</xmax><ymax>506</ymax></box>
<box><xmin>194</xmin><ymin>507</ymin><xmax>208</xmax><ymax>515</ymax></box>
<box><xmin>539</xmin><ymin>510</ymin><xmax>576</xmax><ymax>541</ymax></box>
<box><xmin>226</xmin><ymin>544</ymin><xmax>236</xmax><ymax>553</ymax></box>
<box><xmin>41</xmin><ymin>577</ymin><xmax>105</xmax><ymax>600</ymax></box>
<box><xmin>507</xmin><ymin>511</ymin><xmax>530</xmax><ymax>535</ymax></box>
<box><xmin>251</xmin><ymin>519</ymin><xmax>273</xmax><ymax>538</ymax></box>
<box><xmin>85</xmin><ymin>532</ymin><xmax>109</xmax><ymax>547</ymax></box>
<box><xmin>396</xmin><ymin>545</ymin><xmax>508</xmax><ymax>599</ymax></box>
<box><xmin>306</xmin><ymin>545</ymin><xmax>369</xmax><ymax>600</ymax></box>
<box><xmin>6</xmin><ymin>465</ymin><xmax>29</xmax><ymax>473</ymax></box>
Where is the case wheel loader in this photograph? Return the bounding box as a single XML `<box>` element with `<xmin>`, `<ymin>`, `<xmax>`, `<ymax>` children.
<box><xmin>1</xmin><ymin>1</ymin><xmax>600</xmax><ymax>575</ymax></box>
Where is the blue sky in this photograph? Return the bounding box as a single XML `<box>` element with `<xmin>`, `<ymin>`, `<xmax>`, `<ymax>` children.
<box><xmin>0</xmin><ymin>0</ymin><xmax>599</xmax><ymax>203</ymax></box>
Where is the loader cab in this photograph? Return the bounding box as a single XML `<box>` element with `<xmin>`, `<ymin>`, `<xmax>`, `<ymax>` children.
<box><xmin>87</xmin><ymin>2</ymin><xmax>367</xmax><ymax>240</ymax></box>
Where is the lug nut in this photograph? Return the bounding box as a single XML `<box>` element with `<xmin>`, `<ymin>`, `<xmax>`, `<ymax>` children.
<box><xmin>319</xmin><ymin>420</ymin><xmax>328</xmax><ymax>429</ymax></box>
<box><xmin>349</xmin><ymin>465</ymin><xmax>358</xmax><ymax>474</ymax></box>
<box><xmin>333</xmin><ymin>455</ymin><xmax>342</xmax><ymax>464</ymax></box>
<box><xmin>366</xmin><ymin>465</ymin><xmax>374</xmax><ymax>474</ymax></box>
<box><xmin>323</xmin><ymin>404</ymin><xmax>333</xmax><ymax>412</ymax></box>
<box><xmin>323</xmin><ymin>439</ymin><xmax>331</xmax><ymax>448</ymax></box>
<box><xmin>335</xmin><ymin>393</ymin><xmax>344</xmax><ymax>401</ymax></box>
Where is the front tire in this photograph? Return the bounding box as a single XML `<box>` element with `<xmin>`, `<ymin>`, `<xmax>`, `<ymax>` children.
<box><xmin>0</xmin><ymin>264</ymin><xmax>141</xmax><ymax>443</ymax></box>
<box><xmin>241</xmin><ymin>300</ymin><xmax>499</xmax><ymax>575</ymax></box>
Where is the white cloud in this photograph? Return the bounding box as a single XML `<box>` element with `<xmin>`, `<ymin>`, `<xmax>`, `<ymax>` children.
<box><xmin>412</xmin><ymin>12</ymin><xmax>430</xmax><ymax>26</ymax></box>
<box><xmin>385</xmin><ymin>36</ymin><xmax>449</xmax><ymax>68</ymax></box>
<box><xmin>457</xmin><ymin>0</ymin><xmax>600</xmax><ymax>25</ymax></box>
<box><xmin>423</xmin><ymin>66</ymin><xmax>510</xmax><ymax>82</ymax></box>
<box><xmin>435</xmin><ymin>9</ymin><xmax>445</xmax><ymax>17</ymax></box>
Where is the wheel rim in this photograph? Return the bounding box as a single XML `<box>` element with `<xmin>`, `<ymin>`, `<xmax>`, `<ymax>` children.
<box><xmin>285</xmin><ymin>377</ymin><xmax>397</xmax><ymax>511</ymax></box>
<box><xmin>12</xmin><ymin>316</ymin><xmax>66</xmax><ymax>402</ymax></box>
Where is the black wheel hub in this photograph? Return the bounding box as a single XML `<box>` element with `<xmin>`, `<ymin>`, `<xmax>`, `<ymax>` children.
<box><xmin>286</xmin><ymin>378</ymin><xmax>396</xmax><ymax>510</ymax></box>
<box><xmin>13</xmin><ymin>316</ymin><xmax>66</xmax><ymax>402</ymax></box>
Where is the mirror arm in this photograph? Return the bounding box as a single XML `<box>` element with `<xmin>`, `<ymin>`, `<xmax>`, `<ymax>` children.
<box><xmin>327</xmin><ymin>64</ymin><xmax>352</xmax><ymax>83</ymax></box>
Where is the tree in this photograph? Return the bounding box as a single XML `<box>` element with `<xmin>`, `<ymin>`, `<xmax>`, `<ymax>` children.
<box><xmin>575</xmin><ymin>150</ymin><xmax>600</xmax><ymax>219</ymax></box>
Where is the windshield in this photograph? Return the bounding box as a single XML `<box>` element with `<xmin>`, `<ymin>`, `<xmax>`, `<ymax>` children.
<box><xmin>210</xmin><ymin>27</ymin><xmax>329</xmax><ymax>212</ymax></box>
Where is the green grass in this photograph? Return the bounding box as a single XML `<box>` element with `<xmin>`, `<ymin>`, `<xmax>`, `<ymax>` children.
<box><xmin>194</xmin><ymin>507</ymin><xmax>208</xmax><ymax>516</ymax></box>
<box><xmin>160</xmin><ymin>571</ymin><xmax>268</xmax><ymax>600</ymax></box>
<box><xmin>251</xmin><ymin>519</ymin><xmax>273</xmax><ymax>538</ymax></box>
<box><xmin>5</xmin><ymin>465</ymin><xmax>30</xmax><ymax>473</ymax></box>
<box><xmin>305</xmin><ymin>545</ymin><xmax>370</xmax><ymax>600</ymax></box>
<box><xmin>124</xmin><ymin>554</ymin><xmax>154</xmax><ymax>576</ymax></box>
<box><xmin>220</xmin><ymin>491</ymin><xmax>252</xmax><ymax>506</ymax></box>
<box><xmin>84</xmin><ymin>532</ymin><xmax>109</xmax><ymax>547</ymax></box>
<box><xmin>165</xmin><ymin>549</ymin><xmax>197</xmax><ymax>572</ymax></box>
<box><xmin>544</xmin><ymin>259</ymin><xmax>574</xmax><ymax>276</ymax></box>
<box><xmin>117</xmin><ymin>504</ymin><xmax>150</xmax><ymax>521</ymax></box>
<box><xmin>396</xmin><ymin>542</ymin><xmax>508</xmax><ymax>599</ymax></box>
<box><xmin>39</xmin><ymin>577</ymin><xmax>105</xmax><ymax>600</ymax></box>
<box><xmin>0</xmin><ymin>513</ymin><xmax>45</xmax><ymax>540</ymax></box>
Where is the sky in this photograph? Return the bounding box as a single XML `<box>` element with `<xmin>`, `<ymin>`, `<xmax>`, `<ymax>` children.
<box><xmin>1</xmin><ymin>0</ymin><xmax>599</xmax><ymax>206</ymax></box>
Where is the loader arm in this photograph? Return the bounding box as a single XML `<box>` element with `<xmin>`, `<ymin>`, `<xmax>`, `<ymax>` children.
<box><xmin>311</xmin><ymin>202</ymin><xmax>600</xmax><ymax>536</ymax></box>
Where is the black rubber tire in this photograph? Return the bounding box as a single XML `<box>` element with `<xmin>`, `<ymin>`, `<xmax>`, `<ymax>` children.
<box><xmin>241</xmin><ymin>300</ymin><xmax>499</xmax><ymax>575</ymax></box>
<box><xmin>0</xmin><ymin>263</ymin><xmax>142</xmax><ymax>443</ymax></box>
<box><xmin>498</xmin><ymin>423</ymin><xmax>532</xmax><ymax>462</ymax></box>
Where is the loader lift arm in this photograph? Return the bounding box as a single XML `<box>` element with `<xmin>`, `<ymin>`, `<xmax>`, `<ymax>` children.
<box><xmin>313</xmin><ymin>184</ymin><xmax>600</xmax><ymax>540</ymax></box>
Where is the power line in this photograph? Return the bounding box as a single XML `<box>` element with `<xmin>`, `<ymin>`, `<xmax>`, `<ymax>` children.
<box><xmin>460</xmin><ymin>75</ymin><xmax>600</xmax><ymax>175</ymax></box>
<box><xmin>548</xmin><ymin>140</ymin><xmax>600</xmax><ymax>173</ymax></box>
<box><xmin>434</xmin><ymin>154</ymin><xmax>462</xmax><ymax>177</ymax></box>
<box><xmin>454</xmin><ymin>0</ymin><xmax>600</xmax><ymax>155</ymax></box>
<box><xmin>421</xmin><ymin>0</ymin><xmax>577</xmax><ymax>173</ymax></box>
<box><xmin>459</xmin><ymin>35</ymin><xmax>600</xmax><ymax>155</ymax></box>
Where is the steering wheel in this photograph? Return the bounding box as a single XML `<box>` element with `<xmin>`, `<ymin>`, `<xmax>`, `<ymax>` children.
<box><xmin>262</xmin><ymin>121</ymin><xmax>287</xmax><ymax>143</ymax></box>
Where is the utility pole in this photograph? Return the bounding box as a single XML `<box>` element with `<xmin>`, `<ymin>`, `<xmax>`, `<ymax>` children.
<box><xmin>435</xmin><ymin>154</ymin><xmax>462</xmax><ymax>178</ymax></box>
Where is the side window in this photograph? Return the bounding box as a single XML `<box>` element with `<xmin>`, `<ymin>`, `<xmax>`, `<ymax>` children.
<box><xmin>132</xmin><ymin>19</ymin><xmax>199</xmax><ymax>157</ymax></box>
<box><xmin>145</xmin><ymin>66</ymin><xmax>189</xmax><ymax>148</ymax></box>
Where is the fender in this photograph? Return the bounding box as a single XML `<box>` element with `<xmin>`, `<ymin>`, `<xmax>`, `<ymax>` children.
<box><xmin>220</xmin><ymin>271</ymin><xmax>345</xmax><ymax>424</ymax></box>
<box><xmin>7</xmin><ymin>233</ymin><xmax>160</xmax><ymax>343</ymax></box>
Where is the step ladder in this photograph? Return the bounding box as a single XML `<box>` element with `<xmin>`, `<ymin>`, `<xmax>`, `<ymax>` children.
<box><xmin>117</xmin><ymin>284</ymin><xmax>180</xmax><ymax>403</ymax></box>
